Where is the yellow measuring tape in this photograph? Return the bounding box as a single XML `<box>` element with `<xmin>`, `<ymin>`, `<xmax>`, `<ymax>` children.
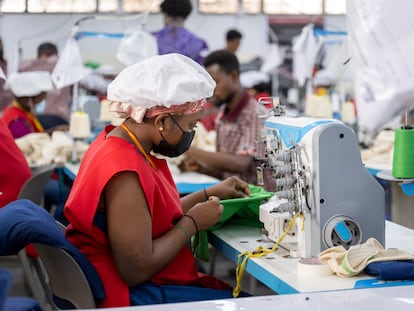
<box><xmin>232</xmin><ymin>212</ymin><xmax>304</xmax><ymax>297</ymax></box>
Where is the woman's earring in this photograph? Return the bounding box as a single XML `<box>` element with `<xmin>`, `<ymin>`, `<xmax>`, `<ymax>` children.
<box><xmin>159</xmin><ymin>127</ymin><xmax>164</xmax><ymax>131</ymax></box>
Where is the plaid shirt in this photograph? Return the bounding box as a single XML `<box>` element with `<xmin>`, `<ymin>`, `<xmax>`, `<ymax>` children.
<box><xmin>215</xmin><ymin>91</ymin><xmax>268</xmax><ymax>184</ymax></box>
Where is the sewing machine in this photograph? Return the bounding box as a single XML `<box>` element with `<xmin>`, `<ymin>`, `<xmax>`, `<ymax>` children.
<box><xmin>256</xmin><ymin>99</ymin><xmax>385</xmax><ymax>258</ymax></box>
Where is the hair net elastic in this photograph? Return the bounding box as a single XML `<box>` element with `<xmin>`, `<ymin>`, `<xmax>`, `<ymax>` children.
<box><xmin>107</xmin><ymin>53</ymin><xmax>216</xmax><ymax>123</ymax></box>
<box><xmin>5</xmin><ymin>71</ymin><xmax>53</xmax><ymax>97</ymax></box>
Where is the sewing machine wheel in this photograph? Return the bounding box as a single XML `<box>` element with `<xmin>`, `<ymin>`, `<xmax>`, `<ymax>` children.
<box><xmin>323</xmin><ymin>216</ymin><xmax>362</xmax><ymax>249</ymax></box>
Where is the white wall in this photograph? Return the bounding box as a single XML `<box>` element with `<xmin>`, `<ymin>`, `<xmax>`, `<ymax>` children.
<box><xmin>0</xmin><ymin>5</ymin><xmax>346</xmax><ymax>72</ymax></box>
<box><xmin>0</xmin><ymin>10</ymin><xmax>269</xmax><ymax>70</ymax></box>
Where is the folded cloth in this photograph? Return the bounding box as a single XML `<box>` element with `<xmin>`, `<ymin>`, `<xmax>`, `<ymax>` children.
<box><xmin>318</xmin><ymin>238</ymin><xmax>414</xmax><ymax>277</ymax></box>
<box><xmin>365</xmin><ymin>260</ymin><xmax>414</xmax><ymax>280</ymax></box>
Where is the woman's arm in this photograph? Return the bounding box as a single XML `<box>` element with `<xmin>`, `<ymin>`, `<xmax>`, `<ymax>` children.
<box><xmin>181</xmin><ymin>176</ymin><xmax>251</xmax><ymax>213</ymax></box>
<box><xmin>104</xmin><ymin>171</ymin><xmax>223</xmax><ymax>286</ymax></box>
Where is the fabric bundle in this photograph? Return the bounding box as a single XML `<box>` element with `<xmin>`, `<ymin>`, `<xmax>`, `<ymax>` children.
<box><xmin>318</xmin><ymin>238</ymin><xmax>414</xmax><ymax>277</ymax></box>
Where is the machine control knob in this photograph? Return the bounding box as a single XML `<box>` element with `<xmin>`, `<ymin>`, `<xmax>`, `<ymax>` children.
<box><xmin>333</xmin><ymin>221</ymin><xmax>352</xmax><ymax>242</ymax></box>
<box><xmin>323</xmin><ymin>216</ymin><xmax>362</xmax><ymax>249</ymax></box>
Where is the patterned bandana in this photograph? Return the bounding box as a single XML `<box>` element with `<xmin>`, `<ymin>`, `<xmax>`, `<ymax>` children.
<box><xmin>108</xmin><ymin>99</ymin><xmax>206</xmax><ymax>123</ymax></box>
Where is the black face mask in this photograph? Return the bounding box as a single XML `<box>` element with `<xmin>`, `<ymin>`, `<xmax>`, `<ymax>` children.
<box><xmin>153</xmin><ymin>115</ymin><xmax>195</xmax><ymax>157</ymax></box>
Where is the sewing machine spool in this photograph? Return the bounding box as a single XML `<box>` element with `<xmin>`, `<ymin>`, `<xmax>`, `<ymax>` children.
<box><xmin>392</xmin><ymin>126</ymin><xmax>414</xmax><ymax>178</ymax></box>
<box><xmin>69</xmin><ymin>111</ymin><xmax>91</xmax><ymax>163</ymax></box>
<box><xmin>69</xmin><ymin>111</ymin><xmax>91</xmax><ymax>138</ymax></box>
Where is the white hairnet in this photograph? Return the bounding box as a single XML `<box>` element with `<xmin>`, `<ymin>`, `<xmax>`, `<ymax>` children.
<box><xmin>5</xmin><ymin>71</ymin><xmax>53</xmax><ymax>97</ymax></box>
<box><xmin>107</xmin><ymin>53</ymin><xmax>215</xmax><ymax>122</ymax></box>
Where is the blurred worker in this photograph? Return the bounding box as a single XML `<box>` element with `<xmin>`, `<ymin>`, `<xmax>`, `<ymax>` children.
<box><xmin>19</xmin><ymin>42</ymin><xmax>72</xmax><ymax>121</ymax></box>
<box><xmin>1</xmin><ymin>71</ymin><xmax>53</xmax><ymax>138</ymax></box>
<box><xmin>225</xmin><ymin>29</ymin><xmax>242</xmax><ymax>54</ymax></box>
<box><xmin>153</xmin><ymin>0</ymin><xmax>209</xmax><ymax>64</ymax></box>
<box><xmin>1</xmin><ymin>71</ymin><xmax>70</xmax><ymax>221</ymax></box>
<box><xmin>180</xmin><ymin>50</ymin><xmax>268</xmax><ymax>185</ymax></box>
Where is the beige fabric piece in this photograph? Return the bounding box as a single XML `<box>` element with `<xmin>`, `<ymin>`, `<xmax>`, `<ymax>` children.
<box><xmin>15</xmin><ymin>131</ymin><xmax>88</xmax><ymax>166</ymax></box>
<box><xmin>360</xmin><ymin>130</ymin><xmax>394</xmax><ymax>167</ymax></box>
<box><xmin>319</xmin><ymin>238</ymin><xmax>414</xmax><ymax>277</ymax></box>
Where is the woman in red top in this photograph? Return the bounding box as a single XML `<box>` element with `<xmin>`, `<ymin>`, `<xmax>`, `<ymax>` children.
<box><xmin>1</xmin><ymin>71</ymin><xmax>52</xmax><ymax>138</ymax></box>
<box><xmin>64</xmin><ymin>54</ymin><xmax>251</xmax><ymax>307</ymax></box>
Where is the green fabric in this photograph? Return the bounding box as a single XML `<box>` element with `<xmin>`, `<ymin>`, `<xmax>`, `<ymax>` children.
<box><xmin>192</xmin><ymin>185</ymin><xmax>274</xmax><ymax>261</ymax></box>
<box><xmin>192</xmin><ymin>230</ymin><xmax>210</xmax><ymax>261</ymax></box>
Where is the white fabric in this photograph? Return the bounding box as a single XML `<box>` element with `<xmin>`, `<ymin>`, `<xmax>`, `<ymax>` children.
<box><xmin>292</xmin><ymin>24</ymin><xmax>322</xmax><ymax>87</ymax></box>
<box><xmin>313</xmin><ymin>69</ymin><xmax>335</xmax><ymax>86</ymax></box>
<box><xmin>116</xmin><ymin>27</ymin><xmax>158</xmax><ymax>66</ymax></box>
<box><xmin>107</xmin><ymin>53</ymin><xmax>215</xmax><ymax>121</ymax></box>
<box><xmin>52</xmin><ymin>34</ymin><xmax>91</xmax><ymax>89</ymax></box>
<box><xmin>347</xmin><ymin>0</ymin><xmax>414</xmax><ymax>136</ymax></box>
<box><xmin>5</xmin><ymin>71</ymin><xmax>53</xmax><ymax>97</ymax></box>
<box><xmin>260</xmin><ymin>43</ymin><xmax>282</xmax><ymax>74</ymax></box>
<box><xmin>240</xmin><ymin>70</ymin><xmax>270</xmax><ymax>88</ymax></box>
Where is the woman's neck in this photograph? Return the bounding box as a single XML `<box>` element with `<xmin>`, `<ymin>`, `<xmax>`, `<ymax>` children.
<box><xmin>14</xmin><ymin>100</ymin><xmax>32</xmax><ymax>113</ymax></box>
<box><xmin>164</xmin><ymin>16</ymin><xmax>185</xmax><ymax>27</ymax></box>
<box><xmin>114</xmin><ymin>121</ymin><xmax>153</xmax><ymax>155</ymax></box>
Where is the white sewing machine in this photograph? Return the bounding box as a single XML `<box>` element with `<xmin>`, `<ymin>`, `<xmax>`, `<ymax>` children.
<box><xmin>256</xmin><ymin>99</ymin><xmax>385</xmax><ymax>258</ymax></box>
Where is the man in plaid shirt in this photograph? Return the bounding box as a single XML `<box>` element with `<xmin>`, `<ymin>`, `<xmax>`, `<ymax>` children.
<box><xmin>181</xmin><ymin>50</ymin><xmax>268</xmax><ymax>185</ymax></box>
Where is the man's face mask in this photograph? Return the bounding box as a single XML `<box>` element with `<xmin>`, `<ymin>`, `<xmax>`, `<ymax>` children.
<box><xmin>153</xmin><ymin>114</ymin><xmax>195</xmax><ymax>157</ymax></box>
<box><xmin>35</xmin><ymin>99</ymin><xmax>46</xmax><ymax>114</ymax></box>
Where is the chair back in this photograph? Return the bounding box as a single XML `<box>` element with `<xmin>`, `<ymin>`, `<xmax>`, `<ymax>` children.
<box><xmin>0</xmin><ymin>200</ymin><xmax>105</xmax><ymax>310</ymax></box>
<box><xmin>17</xmin><ymin>165</ymin><xmax>55</xmax><ymax>305</ymax></box>
<box><xmin>33</xmin><ymin>243</ymin><xmax>96</xmax><ymax>309</ymax></box>
<box><xmin>16</xmin><ymin>164</ymin><xmax>57</xmax><ymax>307</ymax></box>
<box><xmin>18</xmin><ymin>165</ymin><xmax>56</xmax><ymax>206</ymax></box>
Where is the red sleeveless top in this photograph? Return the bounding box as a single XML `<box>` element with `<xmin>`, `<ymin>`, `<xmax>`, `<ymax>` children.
<box><xmin>64</xmin><ymin>125</ymin><xmax>200</xmax><ymax>307</ymax></box>
<box><xmin>2</xmin><ymin>103</ymin><xmax>44</xmax><ymax>136</ymax></box>
<box><xmin>0</xmin><ymin>119</ymin><xmax>32</xmax><ymax>208</ymax></box>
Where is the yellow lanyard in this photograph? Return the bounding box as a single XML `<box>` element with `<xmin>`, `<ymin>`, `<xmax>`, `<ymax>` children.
<box><xmin>13</xmin><ymin>101</ymin><xmax>44</xmax><ymax>132</ymax></box>
<box><xmin>120</xmin><ymin>123</ymin><xmax>156</xmax><ymax>169</ymax></box>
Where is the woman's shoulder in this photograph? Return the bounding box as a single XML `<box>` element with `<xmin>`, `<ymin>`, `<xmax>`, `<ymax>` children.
<box><xmin>1</xmin><ymin>105</ymin><xmax>26</xmax><ymax>124</ymax></box>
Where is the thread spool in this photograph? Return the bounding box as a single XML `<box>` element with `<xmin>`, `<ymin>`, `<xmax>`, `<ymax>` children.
<box><xmin>392</xmin><ymin>127</ymin><xmax>414</xmax><ymax>178</ymax></box>
<box><xmin>69</xmin><ymin>111</ymin><xmax>91</xmax><ymax>139</ymax></box>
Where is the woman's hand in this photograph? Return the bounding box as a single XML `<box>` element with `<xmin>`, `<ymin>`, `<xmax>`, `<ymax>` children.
<box><xmin>207</xmin><ymin>176</ymin><xmax>250</xmax><ymax>200</ymax></box>
<box><xmin>186</xmin><ymin>196</ymin><xmax>223</xmax><ymax>231</ymax></box>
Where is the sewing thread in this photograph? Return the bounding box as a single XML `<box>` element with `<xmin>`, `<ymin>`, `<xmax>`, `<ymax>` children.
<box><xmin>392</xmin><ymin>127</ymin><xmax>414</xmax><ymax>178</ymax></box>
